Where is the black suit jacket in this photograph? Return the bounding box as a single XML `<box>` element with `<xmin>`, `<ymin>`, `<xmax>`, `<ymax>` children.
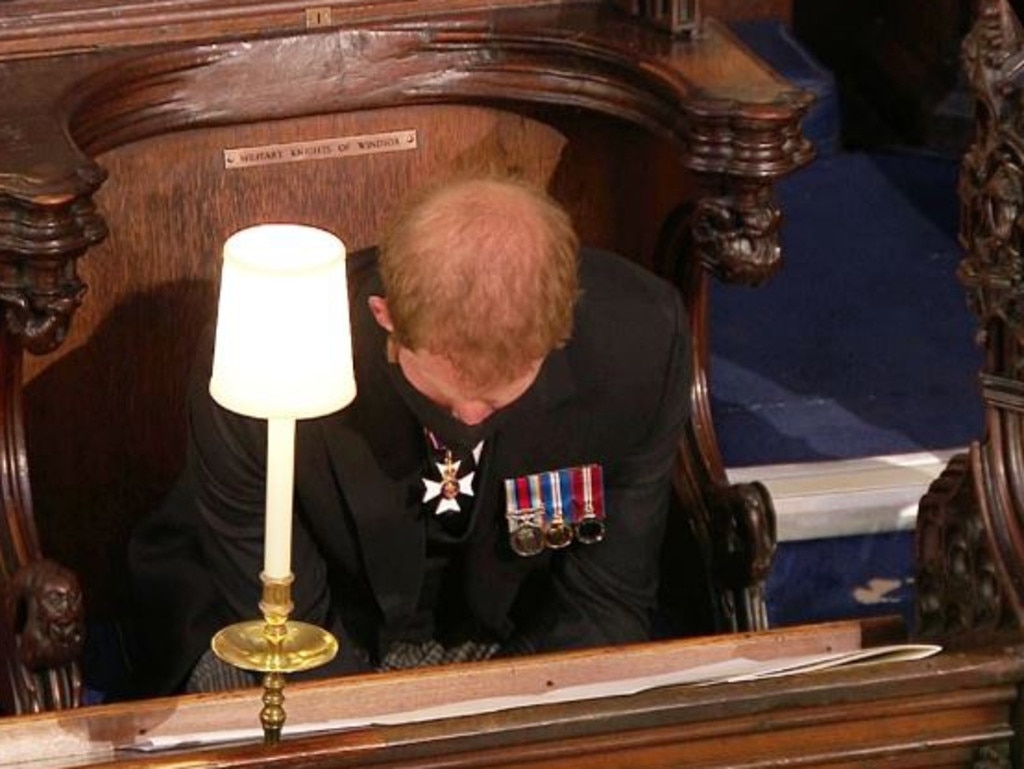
<box><xmin>129</xmin><ymin>247</ymin><xmax>691</xmax><ymax>695</ymax></box>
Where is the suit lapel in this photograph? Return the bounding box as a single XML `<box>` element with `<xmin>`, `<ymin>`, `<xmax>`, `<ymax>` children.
<box><xmin>321</xmin><ymin>263</ymin><xmax>427</xmax><ymax>626</ymax></box>
<box><xmin>319</xmin><ymin>415</ymin><xmax>424</xmax><ymax>626</ymax></box>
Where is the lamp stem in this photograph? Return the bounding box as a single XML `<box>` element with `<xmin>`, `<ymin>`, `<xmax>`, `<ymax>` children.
<box><xmin>258</xmin><ymin>575</ymin><xmax>293</xmax><ymax>745</ymax></box>
<box><xmin>260</xmin><ymin>672</ymin><xmax>287</xmax><ymax>744</ymax></box>
<box><xmin>265</xmin><ymin>417</ymin><xmax>296</xmax><ymax>580</ymax></box>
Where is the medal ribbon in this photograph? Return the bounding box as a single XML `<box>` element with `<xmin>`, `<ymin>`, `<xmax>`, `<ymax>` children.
<box><xmin>504</xmin><ymin>464</ymin><xmax>605</xmax><ymax>552</ymax></box>
<box><xmin>540</xmin><ymin>472</ymin><xmax>558</xmax><ymax>523</ymax></box>
<box><xmin>504</xmin><ymin>478</ymin><xmax>518</xmax><ymax>517</ymax></box>
<box><xmin>570</xmin><ymin>464</ymin><xmax>605</xmax><ymax>521</ymax></box>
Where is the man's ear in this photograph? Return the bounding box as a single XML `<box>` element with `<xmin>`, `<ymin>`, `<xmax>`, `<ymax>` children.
<box><xmin>368</xmin><ymin>296</ymin><xmax>394</xmax><ymax>332</ymax></box>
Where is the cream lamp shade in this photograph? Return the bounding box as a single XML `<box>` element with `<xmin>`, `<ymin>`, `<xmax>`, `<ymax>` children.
<box><xmin>209</xmin><ymin>223</ymin><xmax>357</xmax><ymax>420</ymax></box>
<box><xmin>209</xmin><ymin>223</ymin><xmax>357</xmax><ymax>580</ymax></box>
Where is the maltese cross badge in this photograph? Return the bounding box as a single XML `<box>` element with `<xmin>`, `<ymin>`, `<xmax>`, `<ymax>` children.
<box><xmin>422</xmin><ymin>440</ymin><xmax>484</xmax><ymax>515</ymax></box>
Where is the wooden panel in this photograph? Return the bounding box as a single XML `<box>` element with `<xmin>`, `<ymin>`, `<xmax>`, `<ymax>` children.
<box><xmin>0</xmin><ymin>0</ymin><xmax>567</xmax><ymax>57</ymax></box>
<box><xmin>21</xmin><ymin>104</ymin><xmax>572</xmax><ymax>618</ymax></box>
<box><xmin>20</xmin><ymin>98</ymin><xmax>702</xmax><ymax>620</ymax></box>
<box><xmin>0</xmin><ymin>623</ymin><xmax>1020</xmax><ymax>768</ymax></box>
<box><xmin>705</xmin><ymin>0</ymin><xmax>792</xmax><ymax>23</ymax></box>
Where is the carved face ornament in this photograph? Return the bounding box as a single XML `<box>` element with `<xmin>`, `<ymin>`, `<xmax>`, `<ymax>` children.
<box><xmin>6</xmin><ymin>559</ymin><xmax>85</xmax><ymax>671</ymax></box>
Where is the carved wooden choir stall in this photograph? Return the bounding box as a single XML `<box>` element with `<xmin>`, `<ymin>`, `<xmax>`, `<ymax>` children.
<box><xmin>0</xmin><ymin>0</ymin><xmax>1023</xmax><ymax>767</ymax></box>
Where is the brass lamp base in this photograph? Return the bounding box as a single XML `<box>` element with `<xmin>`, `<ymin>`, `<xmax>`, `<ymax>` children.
<box><xmin>212</xmin><ymin>573</ymin><xmax>338</xmax><ymax>745</ymax></box>
<box><xmin>212</xmin><ymin>620</ymin><xmax>338</xmax><ymax>673</ymax></box>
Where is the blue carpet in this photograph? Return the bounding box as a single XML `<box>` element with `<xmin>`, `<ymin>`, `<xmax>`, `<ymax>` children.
<box><xmin>718</xmin><ymin>20</ymin><xmax>982</xmax><ymax>468</ymax></box>
<box><xmin>767</xmin><ymin>531</ymin><xmax>916</xmax><ymax>628</ymax></box>
<box><xmin>710</xmin><ymin>149</ymin><xmax>982</xmax><ymax>630</ymax></box>
<box><xmin>712</xmin><ymin>150</ymin><xmax>982</xmax><ymax>468</ymax></box>
<box><xmin>718</xmin><ymin>15</ymin><xmax>983</xmax><ymax>634</ymax></box>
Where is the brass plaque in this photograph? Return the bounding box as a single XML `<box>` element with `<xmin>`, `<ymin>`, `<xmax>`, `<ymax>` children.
<box><xmin>305</xmin><ymin>7</ymin><xmax>332</xmax><ymax>28</ymax></box>
<box><xmin>223</xmin><ymin>129</ymin><xmax>418</xmax><ymax>170</ymax></box>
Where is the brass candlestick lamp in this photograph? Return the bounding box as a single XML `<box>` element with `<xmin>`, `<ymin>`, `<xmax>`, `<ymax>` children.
<box><xmin>207</xmin><ymin>223</ymin><xmax>357</xmax><ymax>744</ymax></box>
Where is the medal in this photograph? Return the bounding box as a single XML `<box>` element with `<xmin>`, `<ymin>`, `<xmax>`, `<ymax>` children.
<box><xmin>573</xmin><ymin>464</ymin><xmax>606</xmax><ymax>544</ymax></box>
<box><xmin>422</xmin><ymin>438</ymin><xmax>482</xmax><ymax>516</ymax></box>
<box><xmin>509</xmin><ymin>511</ymin><xmax>546</xmax><ymax>556</ymax></box>
<box><xmin>541</xmin><ymin>471</ymin><xmax>574</xmax><ymax>549</ymax></box>
<box><xmin>504</xmin><ymin>478</ymin><xmax>546</xmax><ymax>557</ymax></box>
<box><xmin>504</xmin><ymin>464</ymin><xmax>606</xmax><ymax>554</ymax></box>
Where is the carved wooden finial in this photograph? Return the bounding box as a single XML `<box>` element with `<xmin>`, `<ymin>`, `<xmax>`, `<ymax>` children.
<box><xmin>0</xmin><ymin>191</ymin><xmax>103</xmax><ymax>355</ymax></box>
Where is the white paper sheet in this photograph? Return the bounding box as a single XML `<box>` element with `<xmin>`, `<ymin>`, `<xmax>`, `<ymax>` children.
<box><xmin>121</xmin><ymin>643</ymin><xmax>941</xmax><ymax>753</ymax></box>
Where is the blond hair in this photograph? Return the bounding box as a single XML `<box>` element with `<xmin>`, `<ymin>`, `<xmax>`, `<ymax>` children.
<box><xmin>379</xmin><ymin>176</ymin><xmax>579</xmax><ymax>389</ymax></box>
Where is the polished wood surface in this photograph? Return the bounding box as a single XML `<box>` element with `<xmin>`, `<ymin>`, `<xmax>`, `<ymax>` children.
<box><xmin>2</xmin><ymin>621</ymin><xmax>1019</xmax><ymax>769</ymax></box>
<box><xmin>707</xmin><ymin>0</ymin><xmax>792</xmax><ymax>23</ymax></box>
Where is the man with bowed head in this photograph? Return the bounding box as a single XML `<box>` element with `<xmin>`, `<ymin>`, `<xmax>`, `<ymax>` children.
<box><xmin>129</xmin><ymin>175</ymin><xmax>692</xmax><ymax>694</ymax></box>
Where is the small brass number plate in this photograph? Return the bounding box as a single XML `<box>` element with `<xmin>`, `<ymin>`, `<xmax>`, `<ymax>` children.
<box><xmin>306</xmin><ymin>7</ymin><xmax>332</xmax><ymax>28</ymax></box>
